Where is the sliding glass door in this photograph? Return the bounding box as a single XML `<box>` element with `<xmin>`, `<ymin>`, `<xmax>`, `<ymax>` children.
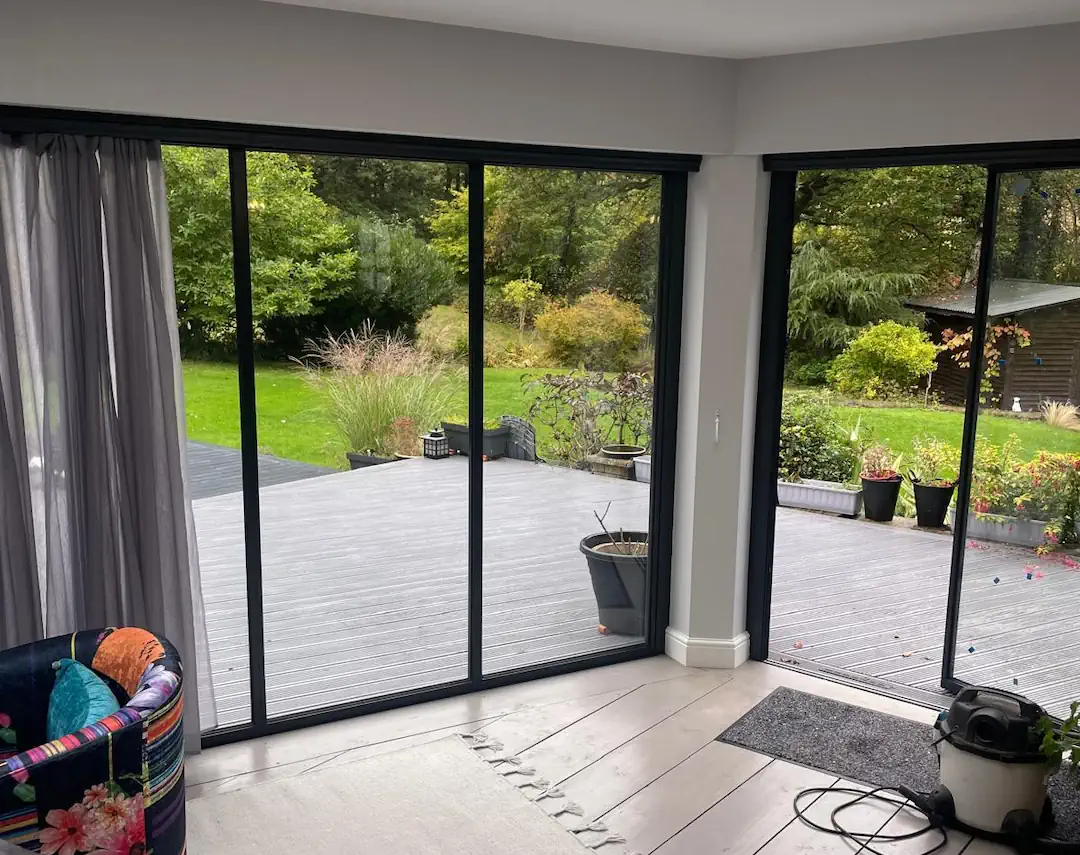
<box><xmin>947</xmin><ymin>169</ymin><xmax>1080</xmax><ymax>716</ymax></box>
<box><xmin>244</xmin><ymin>151</ymin><xmax>471</xmax><ymax>718</ymax></box>
<box><xmin>480</xmin><ymin>166</ymin><xmax>661</xmax><ymax>674</ymax></box>
<box><xmin>161</xmin><ymin>145</ymin><xmax>250</xmax><ymax>731</ymax></box>
<box><xmin>752</xmin><ymin>159</ymin><xmax>1080</xmax><ymax>718</ymax></box>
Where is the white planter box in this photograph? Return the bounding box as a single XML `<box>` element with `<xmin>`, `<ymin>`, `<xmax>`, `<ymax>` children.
<box><xmin>949</xmin><ymin>509</ymin><xmax>1049</xmax><ymax>548</ymax></box>
<box><xmin>633</xmin><ymin>455</ymin><xmax>651</xmax><ymax>484</ymax></box>
<box><xmin>777</xmin><ymin>479</ymin><xmax>863</xmax><ymax>518</ymax></box>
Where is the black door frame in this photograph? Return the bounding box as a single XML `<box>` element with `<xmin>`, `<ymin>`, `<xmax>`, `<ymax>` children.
<box><xmin>750</xmin><ymin>144</ymin><xmax>1080</xmax><ymax>696</ymax></box>
<box><xmin>0</xmin><ymin>105</ymin><xmax>697</xmax><ymax>747</ymax></box>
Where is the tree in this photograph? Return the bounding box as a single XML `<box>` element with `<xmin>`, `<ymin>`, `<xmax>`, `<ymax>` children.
<box><xmin>295</xmin><ymin>156</ymin><xmax>465</xmax><ymax>235</ymax></box>
<box><xmin>501</xmin><ymin>279</ymin><xmax>544</xmax><ymax>341</ymax></box>
<box><xmin>260</xmin><ymin>215</ymin><xmax>457</xmax><ymax>355</ymax></box>
<box><xmin>795</xmin><ymin>166</ymin><xmax>986</xmax><ymax>288</ymax></box>
<box><xmin>164</xmin><ymin>147</ymin><xmax>354</xmax><ymax>352</ymax></box>
<box><xmin>427</xmin><ymin>167</ymin><xmax>660</xmax><ymax>303</ymax></box>
<box><xmin>786</xmin><ymin>242</ymin><xmax>927</xmax><ymax>352</ymax></box>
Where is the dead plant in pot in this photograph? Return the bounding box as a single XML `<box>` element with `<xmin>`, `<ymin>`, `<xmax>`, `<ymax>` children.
<box><xmin>861</xmin><ymin>444</ymin><xmax>904</xmax><ymax>522</ymax></box>
<box><xmin>580</xmin><ymin>502</ymin><xmax>648</xmax><ymax>637</ymax></box>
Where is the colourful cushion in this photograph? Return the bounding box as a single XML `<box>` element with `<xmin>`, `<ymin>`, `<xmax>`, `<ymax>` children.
<box><xmin>46</xmin><ymin>659</ymin><xmax>120</xmax><ymax>742</ymax></box>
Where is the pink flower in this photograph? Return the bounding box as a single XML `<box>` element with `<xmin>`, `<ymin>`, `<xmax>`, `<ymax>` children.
<box><xmin>82</xmin><ymin>784</ymin><xmax>109</xmax><ymax>808</ymax></box>
<box><xmin>39</xmin><ymin>806</ymin><xmax>90</xmax><ymax>855</ymax></box>
<box><xmin>0</xmin><ymin>713</ymin><xmax>10</xmax><ymax>728</ymax></box>
<box><xmin>86</xmin><ymin>796</ymin><xmax>132</xmax><ymax>844</ymax></box>
<box><xmin>88</xmin><ymin>804</ymin><xmax>144</xmax><ymax>855</ymax></box>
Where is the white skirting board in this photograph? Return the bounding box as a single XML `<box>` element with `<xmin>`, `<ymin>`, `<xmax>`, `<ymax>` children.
<box><xmin>665</xmin><ymin>628</ymin><xmax>751</xmax><ymax>669</ymax></box>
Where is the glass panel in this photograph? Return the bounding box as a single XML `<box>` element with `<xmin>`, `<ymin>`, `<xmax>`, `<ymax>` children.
<box><xmin>480</xmin><ymin>166</ymin><xmax>660</xmax><ymax>674</ymax></box>
<box><xmin>163</xmin><ymin>145</ymin><xmax>248</xmax><ymax>730</ymax></box>
<box><xmin>245</xmin><ymin>153</ymin><xmax>470</xmax><ymax>717</ymax></box>
<box><xmin>768</xmin><ymin>166</ymin><xmax>988</xmax><ymax>703</ymax></box>
<box><xmin>953</xmin><ymin>169</ymin><xmax>1080</xmax><ymax>716</ymax></box>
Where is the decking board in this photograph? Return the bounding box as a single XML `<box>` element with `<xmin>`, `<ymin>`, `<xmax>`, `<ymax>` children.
<box><xmin>193</xmin><ymin>456</ymin><xmax>650</xmax><ymax>727</ymax></box>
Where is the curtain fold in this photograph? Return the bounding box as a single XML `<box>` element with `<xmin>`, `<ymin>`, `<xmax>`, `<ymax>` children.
<box><xmin>0</xmin><ymin>134</ymin><xmax>217</xmax><ymax>747</ymax></box>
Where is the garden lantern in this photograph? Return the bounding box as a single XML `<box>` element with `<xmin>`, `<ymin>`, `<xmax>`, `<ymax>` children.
<box><xmin>423</xmin><ymin>429</ymin><xmax>449</xmax><ymax>460</ymax></box>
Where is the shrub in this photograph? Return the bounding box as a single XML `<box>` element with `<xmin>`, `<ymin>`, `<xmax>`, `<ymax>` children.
<box><xmin>909</xmin><ymin>436</ymin><xmax>959</xmax><ymax>486</ymax></box>
<box><xmin>1042</xmin><ymin>400</ymin><xmax>1080</xmax><ymax>431</ymax></box>
<box><xmin>417</xmin><ymin>305</ymin><xmax>467</xmax><ymax>360</ymax></box>
<box><xmin>828</xmin><ymin>321</ymin><xmax>939</xmax><ymax>400</ymax></box>
<box><xmin>527</xmin><ymin>371</ymin><xmax>653</xmax><ymax>467</ymax></box>
<box><xmin>785</xmin><ymin>350</ymin><xmax>832</xmax><ymax>386</ymax></box>
<box><xmin>970</xmin><ymin>435</ymin><xmax>1027</xmax><ymax>517</ymax></box>
<box><xmin>417</xmin><ymin>305</ymin><xmax>544</xmax><ymax>368</ymax></box>
<box><xmin>777</xmin><ymin>394</ymin><xmax>856</xmax><ymax>483</ymax></box>
<box><xmin>536</xmin><ymin>292</ymin><xmax>647</xmax><ymax>371</ymax></box>
<box><xmin>304</xmin><ymin>324</ymin><xmax>458</xmax><ymax>457</ymax></box>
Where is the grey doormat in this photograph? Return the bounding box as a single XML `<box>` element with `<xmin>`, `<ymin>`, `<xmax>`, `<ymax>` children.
<box><xmin>718</xmin><ymin>687</ymin><xmax>1080</xmax><ymax>842</ymax></box>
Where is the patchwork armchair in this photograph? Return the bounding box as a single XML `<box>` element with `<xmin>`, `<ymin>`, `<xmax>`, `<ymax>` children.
<box><xmin>0</xmin><ymin>628</ymin><xmax>186</xmax><ymax>854</ymax></box>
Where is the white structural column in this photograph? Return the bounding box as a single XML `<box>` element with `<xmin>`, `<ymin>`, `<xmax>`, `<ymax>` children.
<box><xmin>667</xmin><ymin>155</ymin><xmax>771</xmax><ymax>669</ymax></box>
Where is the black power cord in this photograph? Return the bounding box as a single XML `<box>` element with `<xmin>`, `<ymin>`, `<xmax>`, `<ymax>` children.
<box><xmin>793</xmin><ymin>785</ymin><xmax>950</xmax><ymax>855</ymax></box>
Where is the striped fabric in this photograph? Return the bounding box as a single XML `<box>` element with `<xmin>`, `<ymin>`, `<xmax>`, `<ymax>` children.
<box><xmin>2</xmin><ymin>708</ymin><xmax>142</xmax><ymax>784</ymax></box>
<box><xmin>0</xmin><ymin>628</ymin><xmax>186</xmax><ymax>854</ymax></box>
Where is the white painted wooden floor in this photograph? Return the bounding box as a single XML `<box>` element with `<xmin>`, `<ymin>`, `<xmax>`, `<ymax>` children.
<box><xmin>186</xmin><ymin>658</ymin><xmax>1013</xmax><ymax>854</ymax></box>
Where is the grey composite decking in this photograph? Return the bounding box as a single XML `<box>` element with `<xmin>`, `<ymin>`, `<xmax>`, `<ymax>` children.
<box><xmin>193</xmin><ymin>457</ymin><xmax>649</xmax><ymax>727</ymax></box>
<box><xmin>186</xmin><ymin>440</ymin><xmax>334</xmax><ymax>500</ymax></box>
<box><xmin>770</xmin><ymin>508</ymin><xmax>1080</xmax><ymax>717</ymax></box>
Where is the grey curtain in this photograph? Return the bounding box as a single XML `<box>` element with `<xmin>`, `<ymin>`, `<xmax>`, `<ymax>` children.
<box><xmin>0</xmin><ymin>134</ymin><xmax>216</xmax><ymax>747</ymax></box>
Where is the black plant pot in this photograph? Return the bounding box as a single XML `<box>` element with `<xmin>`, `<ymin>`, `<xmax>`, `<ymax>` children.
<box><xmin>580</xmin><ymin>531</ymin><xmax>648</xmax><ymax>636</ymax></box>
<box><xmin>441</xmin><ymin>422</ymin><xmax>510</xmax><ymax>459</ymax></box>
<box><xmin>861</xmin><ymin>476</ymin><xmax>902</xmax><ymax>522</ymax></box>
<box><xmin>346</xmin><ymin>452</ymin><xmax>395</xmax><ymax>470</ymax></box>
<box><xmin>913</xmin><ymin>481</ymin><xmax>956</xmax><ymax>528</ymax></box>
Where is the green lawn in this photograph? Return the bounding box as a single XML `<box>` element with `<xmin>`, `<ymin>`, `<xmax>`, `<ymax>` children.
<box><xmin>182</xmin><ymin>362</ymin><xmax>565</xmax><ymax>469</ymax></box>
<box><xmin>836</xmin><ymin>405</ymin><xmax>1078</xmax><ymax>459</ymax></box>
<box><xmin>183</xmin><ymin>361</ymin><xmax>1078</xmax><ymax>470</ymax></box>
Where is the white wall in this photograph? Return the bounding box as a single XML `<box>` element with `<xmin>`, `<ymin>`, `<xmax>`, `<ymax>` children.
<box><xmin>667</xmin><ymin>155</ymin><xmax>769</xmax><ymax>669</ymax></box>
<box><xmin>735</xmin><ymin>22</ymin><xmax>1080</xmax><ymax>154</ymax></box>
<box><xmin>0</xmin><ymin>0</ymin><xmax>734</xmax><ymax>155</ymax></box>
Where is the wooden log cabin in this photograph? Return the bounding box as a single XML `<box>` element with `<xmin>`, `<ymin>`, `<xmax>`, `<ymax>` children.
<box><xmin>906</xmin><ymin>279</ymin><xmax>1080</xmax><ymax>410</ymax></box>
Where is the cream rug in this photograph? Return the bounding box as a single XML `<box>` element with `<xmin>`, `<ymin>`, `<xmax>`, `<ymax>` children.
<box><xmin>187</xmin><ymin>736</ymin><xmax>597</xmax><ymax>854</ymax></box>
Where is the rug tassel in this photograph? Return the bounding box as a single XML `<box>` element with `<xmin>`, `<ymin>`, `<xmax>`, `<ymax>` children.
<box><xmin>516</xmin><ymin>778</ymin><xmax>550</xmax><ymax>790</ymax></box>
<box><xmin>459</xmin><ymin>733</ymin><xmax>503</xmax><ymax>752</ymax></box>
<box><xmin>533</xmin><ymin>785</ymin><xmax>565</xmax><ymax>801</ymax></box>
<box><xmin>485</xmin><ymin>755</ymin><xmax>523</xmax><ymax>766</ymax></box>
<box><xmin>498</xmin><ymin>765</ymin><xmax>536</xmax><ymax>777</ymax></box>
<box><xmin>572</xmin><ymin>821</ymin><xmax>608</xmax><ymax>834</ymax></box>
<box><xmin>587</xmin><ymin>834</ymin><xmax>626</xmax><ymax>849</ymax></box>
<box><xmin>550</xmin><ymin>802</ymin><xmax>584</xmax><ymax>818</ymax></box>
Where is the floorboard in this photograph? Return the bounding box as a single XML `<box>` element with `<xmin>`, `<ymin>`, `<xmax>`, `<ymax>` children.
<box><xmin>187</xmin><ymin>658</ymin><xmax>971</xmax><ymax>855</ymax></box>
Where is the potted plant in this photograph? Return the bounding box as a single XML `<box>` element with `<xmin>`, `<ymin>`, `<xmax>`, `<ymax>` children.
<box><xmin>599</xmin><ymin>372</ymin><xmax>652</xmax><ymax>460</ymax></box>
<box><xmin>861</xmin><ymin>445</ymin><xmax>903</xmax><ymax>522</ymax></box>
<box><xmin>775</xmin><ymin>394</ymin><xmax>863</xmax><ymax>517</ymax></box>
<box><xmin>580</xmin><ymin>503</ymin><xmax>647</xmax><ymax>636</ymax></box>
<box><xmin>441</xmin><ymin>414</ymin><xmax>511</xmax><ymax>459</ymax></box>
<box><xmin>908</xmin><ymin>436</ymin><xmax>958</xmax><ymax>528</ymax></box>
<box><xmin>1038</xmin><ymin>700</ymin><xmax>1080</xmax><ymax>786</ymax></box>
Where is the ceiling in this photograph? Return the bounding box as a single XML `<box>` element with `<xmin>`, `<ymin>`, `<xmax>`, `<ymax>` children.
<box><xmin>261</xmin><ymin>0</ymin><xmax>1080</xmax><ymax>58</ymax></box>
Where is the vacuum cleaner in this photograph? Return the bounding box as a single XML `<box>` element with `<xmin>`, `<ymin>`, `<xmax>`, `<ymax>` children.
<box><xmin>899</xmin><ymin>686</ymin><xmax>1080</xmax><ymax>854</ymax></box>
